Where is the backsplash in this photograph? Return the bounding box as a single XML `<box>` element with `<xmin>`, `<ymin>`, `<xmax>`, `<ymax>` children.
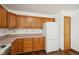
<box><xmin>0</xmin><ymin>29</ymin><xmax>43</xmax><ymax>36</ymax></box>
<box><xmin>0</xmin><ymin>29</ymin><xmax>7</xmax><ymax>37</ymax></box>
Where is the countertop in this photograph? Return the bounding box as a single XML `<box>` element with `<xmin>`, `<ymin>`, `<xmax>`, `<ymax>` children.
<box><xmin>0</xmin><ymin>34</ymin><xmax>45</xmax><ymax>46</ymax></box>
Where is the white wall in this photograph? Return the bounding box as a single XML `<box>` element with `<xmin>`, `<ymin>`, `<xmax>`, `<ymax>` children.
<box><xmin>54</xmin><ymin>11</ymin><xmax>62</xmax><ymax>50</ymax></box>
<box><xmin>60</xmin><ymin>10</ymin><xmax>79</xmax><ymax>51</ymax></box>
<box><xmin>54</xmin><ymin>10</ymin><xmax>72</xmax><ymax>50</ymax></box>
<box><xmin>71</xmin><ymin>9</ymin><xmax>79</xmax><ymax>51</ymax></box>
<box><xmin>61</xmin><ymin>10</ymin><xmax>72</xmax><ymax>50</ymax></box>
<box><xmin>54</xmin><ymin>10</ymin><xmax>66</xmax><ymax>50</ymax></box>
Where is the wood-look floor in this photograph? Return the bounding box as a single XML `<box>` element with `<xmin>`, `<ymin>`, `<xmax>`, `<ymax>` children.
<box><xmin>18</xmin><ymin>50</ymin><xmax>79</xmax><ymax>55</ymax></box>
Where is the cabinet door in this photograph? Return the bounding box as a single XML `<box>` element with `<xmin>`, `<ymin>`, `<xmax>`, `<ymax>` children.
<box><xmin>48</xmin><ymin>18</ymin><xmax>55</xmax><ymax>22</ymax></box>
<box><xmin>0</xmin><ymin>6</ymin><xmax>7</xmax><ymax>28</ymax></box>
<box><xmin>23</xmin><ymin>38</ymin><xmax>32</xmax><ymax>53</ymax></box>
<box><xmin>18</xmin><ymin>16</ymin><xmax>28</xmax><ymax>28</ymax></box>
<box><xmin>0</xmin><ymin>6</ymin><xmax>2</xmax><ymax>28</ymax></box>
<box><xmin>1</xmin><ymin>8</ymin><xmax>7</xmax><ymax>28</ymax></box>
<box><xmin>33</xmin><ymin>37</ymin><xmax>45</xmax><ymax>51</ymax></box>
<box><xmin>16</xmin><ymin>39</ymin><xmax>23</xmax><ymax>54</ymax></box>
<box><xmin>8</xmin><ymin>13</ymin><xmax>17</xmax><ymax>28</ymax></box>
<box><xmin>31</xmin><ymin>17</ymin><xmax>43</xmax><ymax>29</ymax></box>
<box><xmin>33</xmin><ymin>38</ymin><xmax>39</xmax><ymax>51</ymax></box>
<box><xmin>38</xmin><ymin>37</ymin><xmax>45</xmax><ymax>50</ymax></box>
<box><xmin>43</xmin><ymin>18</ymin><xmax>55</xmax><ymax>23</ymax></box>
<box><xmin>10</xmin><ymin>40</ymin><xmax>17</xmax><ymax>55</ymax></box>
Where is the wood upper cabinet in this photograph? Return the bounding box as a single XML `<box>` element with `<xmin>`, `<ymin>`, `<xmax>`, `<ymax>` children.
<box><xmin>17</xmin><ymin>16</ymin><xmax>55</xmax><ymax>29</ymax></box>
<box><xmin>8</xmin><ymin>13</ymin><xmax>18</xmax><ymax>28</ymax></box>
<box><xmin>43</xmin><ymin>18</ymin><xmax>55</xmax><ymax>23</ymax></box>
<box><xmin>0</xmin><ymin>5</ymin><xmax>7</xmax><ymax>28</ymax></box>
<box><xmin>18</xmin><ymin>16</ymin><xmax>44</xmax><ymax>29</ymax></box>
<box><xmin>0</xmin><ymin>5</ymin><xmax>55</xmax><ymax>29</ymax></box>
<box><xmin>33</xmin><ymin>37</ymin><xmax>45</xmax><ymax>51</ymax></box>
<box><xmin>30</xmin><ymin>17</ymin><xmax>43</xmax><ymax>29</ymax></box>
<box><xmin>49</xmin><ymin>18</ymin><xmax>55</xmax><ymax>22</ymax></box>
<box><xmin>30</xmin><ymin>17</ymin><xmax>55</xmax><ymax>29</ymax></box>
<box><xmin>1</xmin><ymin>8</ymin><xmax>7</xmax><ymax>28</ymax></box>
<box><xmin>18</xmin><ymin>16</ymin><xmax>30</xmax><ymax>28</ymax></box>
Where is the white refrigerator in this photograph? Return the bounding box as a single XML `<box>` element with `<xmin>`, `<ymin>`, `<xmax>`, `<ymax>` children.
<box><xmin>43</xmin><ymin>22</ymin><xmax>59</xmax><ymax>53</ymax></box>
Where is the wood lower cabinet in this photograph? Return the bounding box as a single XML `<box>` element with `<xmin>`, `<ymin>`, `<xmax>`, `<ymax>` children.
<box><xmin>23</xmin><ymin>38</ymin><xmax>32</xmax><ymax>53</ymax></box>
<box><xmin>33</xmin><ymin>37</ymin><xmax>45</xmax><ymax>51</ymax></box>
<box><xmin>38</xmin><ymin>37</ymin><xmax>45</xmax><ymax>50</ymax></box>
<box><xmin>10</xmin><ymin>37</ymin><xmax>45</xmax><ymax>55</ymax></box>
<box><xmin>33</xmin><ymin>38</ymin><xmax>39</xmax><ymax>51</ymax></box>
<box><xmin>16</xmin><ymin>39</ymin><xmax>23</xmax><ymax>54</ymax></box>
<box><xmin>10</xmin><ymin>39</ymin><xmax>23</xmax><ymax>55</ymax></box>
<box><xmin>10</xmin><ymin>40</ymin><xmax>17</xmax><ymax>55</ymax></box>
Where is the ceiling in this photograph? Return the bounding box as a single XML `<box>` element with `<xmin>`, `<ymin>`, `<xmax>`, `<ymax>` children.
<box><xmin>3</xmin><ymin>4</ymin><xmax>79</xmax><ymax>15</ymax></box>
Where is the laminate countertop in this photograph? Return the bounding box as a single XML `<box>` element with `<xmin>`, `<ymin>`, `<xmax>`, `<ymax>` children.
<box><xmin>0</xmin><ymin>34</ymin><xmax>45</xmax><ymax>46</ymax></box>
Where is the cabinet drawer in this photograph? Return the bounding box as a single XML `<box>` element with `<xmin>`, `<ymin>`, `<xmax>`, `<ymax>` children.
<box><xmin>24</xmin><ymin>39</ymin><xmax>32</xmax><ymax>43</ymax></box>
<box><xmin>23</xmin><ymin>38</ymin><xmax>32</xmax><ymax>53</ymax></box>
<box><xmin>24</xmin><ymin>40</ymin><xmax>32</xmax><ymax>47</ymax></box>
<box><xmin>23</xmin><ymin>48</ymin><xmax>32</xmax><ymax>53</ymax></box>
<box><xmin>24</xmin><ymin>44</ymin><xmax>32</xmax><ymax>48</ymax></box>
<box><xmin>24</xmin><ymin>40</ymin><xmax>32</xmax><ymax>44</ymax></box>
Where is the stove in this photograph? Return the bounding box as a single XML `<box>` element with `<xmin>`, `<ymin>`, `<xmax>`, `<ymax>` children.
<box><xmin>0</xmin><ymin>44</ymin><xmax>11</xmax><ymax>55</ymax></box>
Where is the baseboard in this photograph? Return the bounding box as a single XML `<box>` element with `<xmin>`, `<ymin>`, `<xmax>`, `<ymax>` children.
<box><xmin>70</xmin><ymin>48</ymin><xmax>79</xmax><ymax>54</ymax></box>
<box><xmin>46</xmin><ymin>50</ymin><xmax>59</xmax><ymax>55</ymax></box>
<box><xmin>59</xmin><ymin>49</ymin><xmax>63</xmax><ymax>51</ymax></box>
